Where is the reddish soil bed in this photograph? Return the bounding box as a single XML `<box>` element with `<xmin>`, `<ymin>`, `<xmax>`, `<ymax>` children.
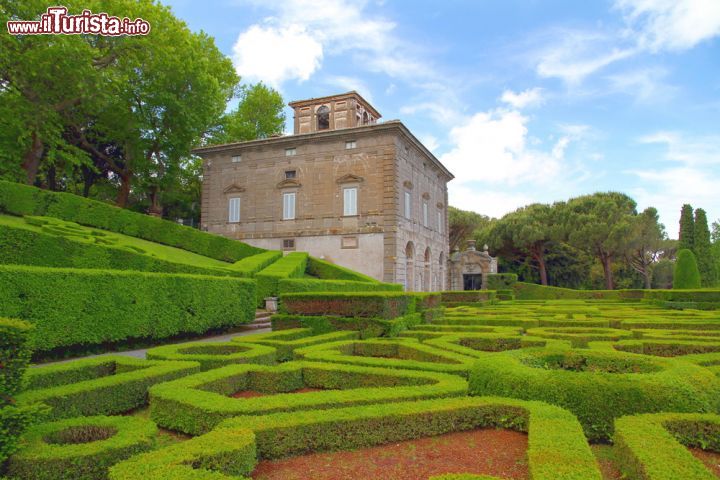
<box><xmin>231</xmin><ymin>387</ymin><xmax>328</xmax><ymax>398</ymax></box>
<box><xmin>591</xmin><ymin>445</ymin><xmax>624</xmax><ymax>480</ymax></box>
<box><xmin>251</xmin><ymin>428</ymin><xmax>529</xmax><ymax>480</ymax></box>
<box><xmin>689</xmin><ymin>448</ymin><xmax>720</xmax><ymax>477</ymax></box>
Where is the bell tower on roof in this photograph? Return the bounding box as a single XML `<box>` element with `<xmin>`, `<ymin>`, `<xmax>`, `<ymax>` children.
<box><xmin>288</xmin><ymin>91</ymin><xmax>382</xmax><ymax>135</ymax></box>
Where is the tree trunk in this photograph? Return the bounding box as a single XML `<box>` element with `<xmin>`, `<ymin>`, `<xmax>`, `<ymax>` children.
<box><xmin>147</xmin><ymin>185</ymin><xmax>163</xmax><ymax>217</ymax></box>
<box><xmin>643</xmin><ymin>269</ymin><xmax>652</xmax><ymax>290</ymax></box>
<box><xmin>116</xmin><ymin>173</ymin><xmax>131</xmax><ymax>207</ymax></box>
<box><xmin>601</xmin><ymin>254</ymin><xmax>614</xmax><ymax>290</ymax></box>
<box><xmin>21</xmin><ymin>131</ymin><xmax>44</xmax><ymax>185</ymax></box>
<box><xmin>537</xmin><ymin>254</ymin><xmax>548</xmax><ymax>286</ymax></box>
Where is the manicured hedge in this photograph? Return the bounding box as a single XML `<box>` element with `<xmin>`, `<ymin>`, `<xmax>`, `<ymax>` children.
<box><xmin>0</xmin><ymin>180</ymin><xmax>263</xmax><ymax>262</ymax></box>
<box><xmin>512</xmin><ymin>282</ymin><xmax>645</xmax><ymax>301</ymax></box>
<box><xmin>469</xmin><ymin>347</ymin><xmax>720</xmax><ymax>441</ymax></box>
<box><xmin>146</xmin><ymin>341</ymin><xmax>277</xmax><ymax>370</ymax></box>
<box><xmin>149</xmin><ymin>361</ymin><xmax>468</xmax><ymax>435</ymax></box>
<box><xmin>229</xmin><ymin>251</ymin><xmax>282</xmax><ymax>276</ymax></box>
<box><xmin>400</xmin><ymin>325</ymin><xmax>524</xmax><ymax>341</ymax></box>
<box><xmin>279</xmin><ymin>291</ymin><xmax>415</xmax><ymax>319</ymax></box>
<box><xmin>233</xmin><ymin>328</ymin><xmax>358</xmax><ymax>361</ymax></box>
<box><xmin>673</xmin><ymin>249</ymin><xmax>702</xmax><ymax>289</ymax></box>
<box><xmin>610</xmin><ymin>339</ymin><xmax>720</xmax><ymax>357</ymax></box>
<box><xmin>109</xmin><ymin>427</ymin><xmax>256</xmax><ymax>480</ymax></box>
<box><xmin>306</xmin><ymin>256</ymin><xmax>378</xmax><ymax>282</ymax></box>
<box><xmin>18</xmin><ymin>356</ymin><xmax>199</xmax><ymax>420</ymax></box>
<box><xmin>216</xmin><ymin>396</ymin><xmax>602</xmax><ymax>479</ymax></box>
<box><xmin>0</xmin><ymin>318</ymin><xmax>46</xmax><ymax>466</ymax></box>
<box><xmin>525</xmin><ymin>327</ymin><xmax>634</xmax><ymax>347</ymax></box>
<box><xmin>294</xmin><ymin>338</ymin><xmax>477</xmax><ymax>377</ymax></box>
<box><xmin>485</xmin><ymin>273</ymin><xmax>517</xmax><ymax>290</ymax></box>
<box><xmin>424</xmin><ymin>333</ymin><xmax>551</xmax><ymax>357</ymax></box>
<box><xmin>255</xmin><ymin>252</ymin><xmax>308</xmax><ymax>306</ymax></box>
<box><xmin>6</xmin><ymin>415</ymin><xmax>157</xmax><ymax>480</ymax></box>
<box><xmin>0</xmin><ymin>220</ymin><xmax>239</xmax><ymax>277</ymax></box>
<box><xmin>271</xmin><ymin>313</ymin><xmax>421</xmax><ymax>338</ymax></box>
<box><xmin>644</xmin><ymin>289</ymin><xmax>720</xmax><ymax>310</ymax></box>
<box><xmin>440</xmin><ymin>290</ymin><xmax>497</xmax><ymax>306</ymax></box>
<box><xmin>614</xmin><ymin>412</ymin><xmax>720</xmax><ymax>480</ymax></box>
<box><xmin>278</xmin><ymin>278</ymin><xmax>402</xmax><ymax>294</ymax></box>
<box><xmin>0</xmin><ymin>265</ymin><xmax>256</xmax><ymax>353</ymax></box>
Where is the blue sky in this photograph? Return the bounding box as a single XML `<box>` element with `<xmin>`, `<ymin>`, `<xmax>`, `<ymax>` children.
<box><xmin>164</xmin><ymin>0</ymin><xmax>720</xmax><ymax>237</ymax></box>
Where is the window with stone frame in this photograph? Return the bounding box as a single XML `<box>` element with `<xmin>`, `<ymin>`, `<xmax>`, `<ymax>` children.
<box><xmin>282</xmin><ymin>192</ymin><xmax>296</xmax><ymax>220</ymax></box>
<box><xmin>228</xmin><ymin>197</ymin><xmax>240</xmax><ymax>223</ymax></box>
<box><xmin>343</xmin><ymin>187</ymin><xmax>358</xmax><ymax>216</ymax></box>
<box><xmin>317</xmin><ymin>105</ymin><xmax>330</xmax><ymax>130</ymax></box>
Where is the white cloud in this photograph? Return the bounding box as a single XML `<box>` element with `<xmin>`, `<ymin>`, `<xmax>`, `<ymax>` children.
<box><xmin>605</xmin><ymin>67</ymin><xmax>676</xmax><ymax>103</ymax></box>
<box><xmin>232</xmin><ymin>24</ymin><xmax>323</xmax><ymax>87</ymax></box>
<box><xmin>639</xmin><ymin>131</ymin><xmax>720</xmax><ymax>166</ymax></box>
<box><xmin>448</xmin><ymin>184</ymin><xmax>534</xmax><ymax>219</ymax></box>
<box><xmin>615</xmin><ymin>0</ymin><xmax>720</xmax><ymax>52</ymax></box>
<box><xmin>500</xmin><ymin>88</ymin><xmax>545</xmax><ymax>109</ymax></box>
<box><xmin>419</xmin><ymin>134</ymin><xmax>439</xmax><ymax>152</ymax></box>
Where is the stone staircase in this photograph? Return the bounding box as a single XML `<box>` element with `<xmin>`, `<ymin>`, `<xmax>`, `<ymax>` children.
<box><xmin>236</xmin><ymin>309</ymin><xmax>273</xmax><ymax>332</ymax></box>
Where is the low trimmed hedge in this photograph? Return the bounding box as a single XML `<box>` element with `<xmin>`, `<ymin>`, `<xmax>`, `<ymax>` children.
<box><xmin>271</xmin><ymin>313</ymin><xmax>421</xmax><ymax>338</ymax></box>
<box><xmin>614</xmin><ymin>412</ymin><xmax>720</xmax><ymax>480</ymax></box>
<box><xmin>525</xmin><ymin>327</ymin><xmax>634</xmax><ymax>347</ymax></box>
<box><xmin>469</xmin><ymin>347</ymin><xmax>720</xmax><ymax>441</ymax></box>
<box><xmin>279</xmin><ymin>291</ymin><xmax>415</xmax><ymax>319</ymax></box>
<box><xmin>424</xmin><ymin>333</ymin><xmax>551</xmax><ymax>357</ymax></box>
<box><xmin>6</xmin><ymin>415</ymin><xmax>156</xmax><ymax>480</ymax></box>
<box><xmin>645</xmin><ymin>289</ymin><xmax>720</xmax><ymax>310</ymax></box>
<box><xmin>512</xmin><ymin>282</ymin><xmax>645</xmax><ymax>301</ymax></box>
<box><xmin>293</xmin><ymin>338</ymin><xmax>477</xmax><ymax>377</ymax></box>
<box><xmin>306</xmin><ymin>256</ymin><xmax>378</xmax><ymax>282</ymax></box>
<box><xmin>18</xmin><ymin>356</ymin><xmax>199</xmax><ymax>420</ymax></box>
<box><xmin>400</xmin><ymin>325</ymin><xmax>524</xmax><ymax>341</ymax></box>
<box><xmin>278</xmin><ymin>278</ymin><xmax>402</xmax><ymax>294</ymax></box>
<box><xmin>0</xmin><ymin>265</ymin><xmax>256</xmax><ymax>353</ymax></box>
<box><xmin>109</xmin><ymin>427</ymin><xmax>256</xmax><ymax>480</ymax></box>
<box><xmin>440</xmin><ymin>290</ymin><xmax>497</xmax><ymax>305</ymax></box>
<box><xmin>232</xmin><ymin>328</ymin><xmax>358</xmax><ymax>361</ymax></box>
<box><xmin>610</xmin><ymin>339</ymin><xmax>720</xmax><ymax>357</ymax></box>
<box><xmin>149</xmin><ymin>361</ymin><xmax>468</xmax><ymax>435</ymax></box>
<box><xmin>216</xmin><ymin>396</ymin><xmax>602</xmax><ymax>479</ymax></box>
<box><xmin>255</xmin><ymin>252</ymin><xmax>308</xmax><ymax>306</ymax></box>
<box><xmin>229</xmin><ymin>251</ymin><xmax>282</xmax><ymax>276</ymax></box>
<box><xmin>0</xmin><ymin>180</ymin><xmax>263</xmax><ymax>262</ymax></box>
<box><xmin>146</xmin><ymin>341</ymin><xmax>277</xmax><ymax>370</ymax></box>
<box><xmin>486</xmin><ymin>273</ymin><xmax>517</xmax><ymax>290</ymax></box>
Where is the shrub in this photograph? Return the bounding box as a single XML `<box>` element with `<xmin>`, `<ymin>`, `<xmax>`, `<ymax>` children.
<box><xmin>440</xmin><ymin>291</ymin><xmax>497</xmax><ymax>306</ymax></box>
<box><xmin>611</xmin><ymin>339</ymin><xmax>720</xmax><ymax>357</ymax></box>
<box><xmin>6</xmin><ymin>415</ymin><xmax>156</xmax><ymax>480</ymax></box>
<box><xmin>306</xmin><ymin>256</ymin><xmax>378</xmax><ymax>282</ymax></box>
<box><xmin>271</xmin><ymin>313</ymin><xmax>420</xmax><ymax>338</ymax></box>
<box><xmin>149</xmin><ymin>361</ymin><xmax>468</xmax><ymax>435</ymax></box>
<box><xmin>279</xmin><ymin>291</ymin><xmax>414</xmax><ymax>319</ymax></box>
<box><xmin>17</xmin><ymin>356</ymin><xmax>199</xmax><ymax>420</ymax></box>
<box><xmin>614</xmin><ymin>412</ymin><xmax>720</xmax><ymax>480</ymax></box>
<box><xmin>0</xmin><ymin>180</ymin><xmax>263</xmax><ymax>262</ymax></box>
<box><xmin>294</xmin><ymin>338</ymin><xmax>477</xmax><ymax>377</ymax></box>
<box><xmin>424</xmin><ymin>333</ymin><xmax>551</xmax><ymax>357</ymax></box>
<box><xmin>233</xmin><ymin>328</ymin><xmax>358</xmax><ymax>361</ymax></box>
<box><xmin>229</xmin><ymin>251</ymin><xmax>282</xmax><ymax>276</ymax></box>
<box><xmin>468</xmin><ymin>347</ymin><xmax>720</xmax><ymax>441</ymax></box>
<box><xmin>278</xmin><ymin>278</ymin><xmax>402</xmax><ymax>294</ymax></box>
<box><xmin>255</xmin><ymin>252</ymin><xmax>308</xmax><ymax>306</ymax></box>
<box><xmin>146</xmin><ymin>341</ymin><xmax>277</xmax><ymax>370</ymax></box>
<box><xmin>524</xmin><ymin>327</ymin><xmax>633</xmax><ymax>347</ymax></box>
<box><xmin>485</xmin><ymin>273</ymin><xmax>517</xmax><ymax>290</ymax></box>
<box><xmin>674</xmin><ymin>249</ymin><xmax>702</xmax><ymax>289</ymax></box>
<box><xmin>0</xmin><ymin>265</ymin><xmax>255</xmax><ymax>353</ymax></box>
<box><xmin>109</xmin><ymin>428</ymin><xmax>256</xmax><ymax>480</ymax></box>
<box><xmin>512</xmin><ymin>282</ymin><xmax>645</xmax><ymax>301</ymax></box>
<box><xmin>216</xmin><ymin>396</ymin><xmax>602</xmax><ymax>479</ymax></box>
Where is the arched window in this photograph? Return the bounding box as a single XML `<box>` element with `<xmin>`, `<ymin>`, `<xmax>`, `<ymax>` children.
<box><xmin>317</xmin><ymin>105</ymin><xmax>330</xmax><ymax>130</ymax></box>
<box><xmin>405</xmin><ymin>241</ymin><xmax>415</xmax><ymax>292</ymax></box>
<box><xmin>362</xmin><ymin>111</ymin><xmax>369</xmax><ymax>125</ymax></box>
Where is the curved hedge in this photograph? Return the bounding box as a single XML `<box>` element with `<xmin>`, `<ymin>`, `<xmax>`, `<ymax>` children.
<box><xmin>146</xmin><ymin>341</ymin><xmax>276</xmax><ymax>370</ymax></box>
<box><xmin>149</xmin><ymin>361</ymin><xmax>468</xmax><ymax>435</ymax></box>
<box><xmin>424</xmin><ymin>333</ymin><xmax>552</xmax><ymax>357</ymax></box>
<box><xmin>614</xmin><ymin>412</ymin><xmax>720</xmax><ymax>480</ymax></box>
<box><xmin>525</xmin><ymin>327</ymin><xmax>633</xmax><ymax>347</ymax></box>
<box><xmin>0</xmin><ymin>180</ymin><xmax>263</xmax><ymax>262</ymax></box>
<box><xmin>233</xmin><ymin>328</ymin><xmax>358</xmax><ymax>361</ymax></box>
<box><xmin>468</xmin><ymin>347</ymin><xmax>720</xmax><ymax>441</ymax></box>
<box><xmin>0</xmin><ymin>265</ymin><xmax>256</xmax><ymax>353</ymax></box>
<box><xmin>6</xmin><ymin>415</ymin><xmax>157</xmax><ymax>480</ymax></box>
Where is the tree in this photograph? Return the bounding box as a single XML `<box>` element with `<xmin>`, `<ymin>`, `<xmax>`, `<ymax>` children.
<box><xmin>563</xmin><ymin>192</ymin><xmax>637</xmax><ymax>290</ymax></box>
<box><xmin>449</xmin><ymin>206</ymin><xmax>490</xmax><ymax>252</ymax></box>
<box><xmin>673</xmin><ymin>249</ymin><xmax>701</xmax><ymax>289</ymax></box>
<box><xmin>693</xmin><ymin>208</ymin><xmax>717</xmax><ymax>286</ymax></box>
<box><xmin>678</xmin><ymin>204</ymin><xmax>695</xmax><ymax>251</ymax></box>
<box><xmin>207</xmin><ymin>83</ymin><xmax>286</xmax><ymax>144</ymax></box>
<box><xmin>625</xmin><ymin>207</ymin><xmax>666</xmax><ymax>289</ymax></box>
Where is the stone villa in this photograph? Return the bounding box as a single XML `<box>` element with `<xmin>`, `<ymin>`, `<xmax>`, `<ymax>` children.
<box><xmin>194</xmin><ymin>91</ymin><xmax>453</xmax><ymax>291</ymax></box>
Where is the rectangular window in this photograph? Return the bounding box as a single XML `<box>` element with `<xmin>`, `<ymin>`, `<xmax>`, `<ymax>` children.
<box><xmin>423</xmin><ymin>202</ymin><xmax>428</xmax><ymax>227</ymax></box>
<box><xmin>341</xmin><ymin>236</ymin><xmax>358</xmax><ymax>249</ymax></box>
<box><xmin>285</xmin><ymin>147</ymin><xmax>296</xmax><ymax>156</ymax></box>
<box><xmin>282</xmin><ymin>192</ymin><xmax>296</xmax><ymax>220</ymax></box>
<box><xmin>228</xmin><ymin>197</ymin><xmax>240</xmax><ymax>223</ymax></box>
<box><xmin>343</xmin><ymin>187</ymin><xmax>358</xmax><ymax>216</ymax></box>
<box><xmin>231</xmin><ymin>155</ymin><xmax>242</xmax><ymax>163</ymax></box>
<box><xmin>345</xmin><ymin>140</ymin><xmax>356</xmax><ymax>149</ymax></box>
<box><xmin>282</xmin><ymin>239</ymin><xmax>295</xmax><ymax>250</ymax></box>
<box><xmin>285</xmin><ymin>170</ymin><xmax>296</xmax><ymax>179</ymax></box>
<box><xmin>437</xmin><ymin>211</ymin><xmax>443</xmax><ymax>234</ymax></box>
<box><xmin>404</xmin><ymin>191</ymin><xmax>411</xmax><ymax>218</ymax></box>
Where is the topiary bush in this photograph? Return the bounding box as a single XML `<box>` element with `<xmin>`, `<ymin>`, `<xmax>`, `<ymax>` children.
<box><xmin>674</xmin><ymin>249</ymin><xmax>702</xmax><ymax>289</ymax></box>
<box><xmin>6</xmin><ymin>415</ymin><xmax>157</xmax><ymax>480</ymax></box>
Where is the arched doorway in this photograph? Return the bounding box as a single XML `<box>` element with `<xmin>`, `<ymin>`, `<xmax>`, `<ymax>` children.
<box><xmin>405</xmin><ymin>241</ymin><xmax>415</xmax><ymax>292</ymax></box>
<box><xmin>438</xmin><ymin>251</ymin><xmax>445</xmax><ymax>291</ymax></box>
<box><xmin>424</xmin><ymin>247</ymin><xmax>432</xmax><ymax>292</ymax></box>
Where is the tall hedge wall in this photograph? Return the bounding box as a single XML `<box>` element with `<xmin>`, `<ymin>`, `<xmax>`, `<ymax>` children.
<box><xmin>0</xmin><ymin>265</ymin><xmax>256</xmax><ymax>354</ymax></box>
<box><xmin>278</xmin><ymin>278</ymin><xmax>403</xmax><ymax>294</ymax></box>
<box><xmin>255</xmin><ymin>252</ymin><xmax>308</xmax><ymax>306</ymax></box>
<box><xmin>306</xmin><ymin>257</ymin><xmax>378</xmax><ymax>282</ymax></box>
<box><xmin>0</xmin><ymin>181</ymin><xmax>263</xmax><ymax>262</ymax></box>
<box><xmin>512</xmin><ymin>282</ymin><xmax>645</xmax><ymax>301</ymax></box>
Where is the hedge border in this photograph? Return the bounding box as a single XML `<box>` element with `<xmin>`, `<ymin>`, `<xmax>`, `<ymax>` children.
<box><xmin>146</xmin><ymin>341</ymin><xmax>277</xmax><ymax>370</ymax></box>
<box><xmin>18</xmin><ymin>356</ymin><xmax>200</xmax><ymax>419</ymax></box>
<box><xmin>305</xmin><ymin>256</ymin><xmax>378</xmax><ymax>283</ymax></box>
<box><xmin>271</xmin><ymin>313</ymin><xmax>421</xmax><ymax>338</ymax></box>
<box><xmin>6</xmin><ymin>415</ymin><xmax>157</xmax><ymax>480</ymax></box>
<box><xmin>424</xmin><ymin>333</ymin><xmax>558</xmax><ymax>357</ymax></box>
<box><xmin>525</xmin><ymin>327</ymin><xmax>634</xmax><ymax>347</ymax></box>
<box><xmin>279</xmin><ymin>291</ymin><xmax>415</xmax><ymax>319</ymax></box>
<box><xmin>255</xmin><ymin>252</ymin><xmax>308</xmax><ymax>306</ymax></box>
<box><xmin>278</xmin><ymin>278</ymin><xmax>402</xmax><ymax>294</ymax></box>
<box><xmin>149</xmin><ymin>361</ymin><xmax>468</xmax><ymax>435</ymax></box>
<box><xmin>232</xmin><ymin>329</ymin><xmax>358</xmax><ymax>361</ymax></box>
